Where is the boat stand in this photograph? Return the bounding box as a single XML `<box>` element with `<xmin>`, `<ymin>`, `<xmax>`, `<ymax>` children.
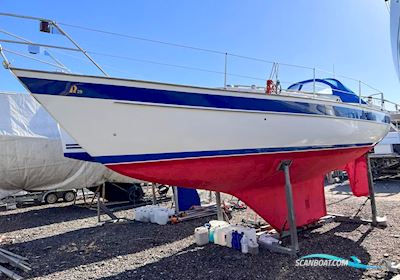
<box><xmin>215</xmin><ymin>192</ymin><xmax>224</xmax><ymax>221</ymax></box>
<box><xmin>152</xmin><ymin>184</ymin><xmax>158</xmax><ymax>205</ymax></box>
<box><xmin>263</xmin><ymin>160</ymin><xmax>300</xmax><ymax>255</ymax></box>
<box><xmin>172</xmin><ymin>186</ymin><xmax>180</xmax><ymax>214</ymax></box>
<box><xmin>96</xmin><ymin>183</ymin><xmax>130</xmax><ymax>224</ymax></box>
<box><xmin>0</xmin><ymin>248</ymin><xmax>31</xmax><ymax>280</ymax></box>
<box><xmin>172</xmin><ymin>187</ymin><xmax>224</xmax><ymax>221</ymax></box>
<box><xmin>366</xmin><ymin>154</ymin><xmax>387</xmax><ymax>227</ymax></box>
<box><xmin>331</xmin><ymin>154</ymin><xmax>387</xmax><ymax>227</ymax></box>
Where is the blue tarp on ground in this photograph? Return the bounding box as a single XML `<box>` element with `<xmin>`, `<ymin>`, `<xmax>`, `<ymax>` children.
<box><xmin>177</xmin><ymin>187</ymin><xmax>200</xmax><ymax>211</ymax></box>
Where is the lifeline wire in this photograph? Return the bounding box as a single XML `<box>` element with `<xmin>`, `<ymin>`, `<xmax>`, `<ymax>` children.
<box><xmin>59</xmin><ymin>22</ymin><xmax>313</xmax><ymax>70</ymax></box>
<box><xmin>0</xmin><ymin>18</ymin><xmax>385</xmax><ymax>93</ymax></box>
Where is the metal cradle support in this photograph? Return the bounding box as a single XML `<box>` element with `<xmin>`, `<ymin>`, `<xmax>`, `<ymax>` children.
<box><xmin>152</xmin><ymin>184</ymin><xmax>158</xmax><ymax>205</ymax></box>
<box><xmin>264</xmin><ymin>160</ymin><xmax>299</xmax><ymax>255</ymax></box>
<box><xmin>172</xmin><ymin>186</ymin><xmax>180</xmax><ymax>214</ymax></box>
<box><xmin>280</xmin><ymin>160</ymin><xmax>300</xmax><ymax>253</ymax></box>
<box><xmin>330</xmin><ymin>153</ymin><xmax>387</xmax><ymax>227</ymax></box>
<box><xmin>95</xmin><ymin>183</ymin><xmax>128</xmax><ymax>224</ymax></box>
<box><xmin>281</xmin><ymin>160</ymin><xmax>300</xmax><ymax>253</ymax></box>
<box><xmin>366</xmin><ymin>154</ymin><xmax>387</xmax><ymax>227</ymax></box>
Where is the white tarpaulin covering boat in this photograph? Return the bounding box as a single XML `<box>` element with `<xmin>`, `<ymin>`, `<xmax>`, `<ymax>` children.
<box><xmin>0</xmin><ymin>92</ymin><xmax>134</xmax><ymax>200</ymax></box>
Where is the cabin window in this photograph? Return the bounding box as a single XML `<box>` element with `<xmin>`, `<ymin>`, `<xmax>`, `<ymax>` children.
<box><xmin>299</xmin><ymin>82</ymin><xmax>333</xmax><ymax>95</ymax></box>
<box><xmin>287</xmin><ymin>84</ymin><xmax>301</xmax><ymax>91</ymax></box>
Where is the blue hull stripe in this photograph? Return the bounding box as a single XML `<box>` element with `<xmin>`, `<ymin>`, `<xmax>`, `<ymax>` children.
<box><xmin>18</xmin><ymin>77</ymin><xmax>390</xmax><ymax>124</ymax></box>
<box><xmin>64</xmin><ymin>152</ymin><xmax>96</xmax><ymax>162</ymax></box>
<box><xmin>95</xmin><ymin>143</ymin><xmax>373</xmax><ymax>165</ymax></box>
<box><xmin>65</xmin><ymin>146</ymin><xmax>82</xmax><ymax>150</ymax></box>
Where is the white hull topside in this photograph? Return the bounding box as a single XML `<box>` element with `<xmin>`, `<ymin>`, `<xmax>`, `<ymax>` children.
<box><xmin>13</xmin><ymin>68</ymin><xmax>390</xmax><ymax>164</ymax></box>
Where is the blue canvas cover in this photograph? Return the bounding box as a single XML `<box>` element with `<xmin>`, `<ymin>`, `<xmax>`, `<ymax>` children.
<box><xmin>288</xmin><ymin>78</ymin><xmax>366</xmax><ymax>104</ymax></box>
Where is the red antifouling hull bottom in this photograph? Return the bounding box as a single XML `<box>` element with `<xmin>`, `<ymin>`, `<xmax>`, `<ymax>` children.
<box><xmin>107</xmin><ymin>146</ymin><xmax>371</xmax><ymax>231</ymax></box>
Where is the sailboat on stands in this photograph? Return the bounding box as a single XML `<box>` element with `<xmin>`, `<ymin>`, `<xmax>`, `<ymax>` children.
<box><xmin>0</xmin><ymin>13</ymin><xmax>392</xmax><ymax>232</ymax></box>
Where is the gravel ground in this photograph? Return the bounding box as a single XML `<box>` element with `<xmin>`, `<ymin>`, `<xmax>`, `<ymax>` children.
<box><xmin>0</xmin><ymin>181</ymin><xmax>400</xmax><ymax>280</ymax></box>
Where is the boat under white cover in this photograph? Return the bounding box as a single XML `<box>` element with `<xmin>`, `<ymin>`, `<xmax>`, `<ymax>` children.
<box><xmin>0</xmin><ymin>92</ymin><xmax>135</xmax><ymax>200</ymax></box>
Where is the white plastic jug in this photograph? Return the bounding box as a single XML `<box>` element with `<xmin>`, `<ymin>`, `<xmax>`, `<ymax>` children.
<box><xmin>236</xmin><ymin>225</ymin><xmax>257</xmax><ymax>242</ymax></box>
<box><xmin>134</xmin><ymin>207</ymin><xmax>142</xmax><ymax>222</ymax></box>
<box><xmin>258</xmin><ymin>234</ymin><xmax>279</xmax><ymax>246</ymax></box>
<box><xmin>241</xmin><ymin>235</ymin><xmax>249</xmax><ymax>254</ymax></box>
<box><xmin>167</xmin><ymin>209</ymin><xmax>175</xmax><ymax>216</ymax></box>
<box><xmin>248</xmin><ymin>240</ymin><xmax>259</xmax><ymax>255</ymax></box>
<box><xmin>225</xmin><ymin>228</ymin><xmax>234</xmax><ymax>248</ymax></box>
<box><xmin>154</xmin><ymin>209</ymin><xmax>169</xmax><ymax>225</ymax></box>
<box><xmin>135</xmin><ymin>206</ymin><xmax>148</xmax><ymax>222</ymax></box>
<box><xmin>194</xmin><ymin>226</ymin><xmax>209</xmax><ymax>246</ymax></box>
<box><xmin>214</xmin><ymin>225</ymin><xmax>231</xmax><ymax>246</ymax></box>
<box><xmin>208</xmin><ymin>220</ymin><xmax>229</xmax><ymax>243</ymax></box>
<box><xmin>209</xmin><ymin>220</ymin><xmax>229</xmax><ymax>228</ymax></box>
<box><xmin>149</xmin><ymin>207</ymin><xmax>158</xmax><ymax>223</ymax></box>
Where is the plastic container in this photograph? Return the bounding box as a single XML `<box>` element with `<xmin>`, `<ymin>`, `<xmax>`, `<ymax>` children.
<box><xmin>231</xmin><ymin>231</ymin><xmax>237</xmax><ymax>249</ymax></box>
<box><xmin>142</xmin><ymin>208</ymin><xmax>151</xmax><ymax>222</ymax></box>
<box><xmin>222</xmin><ymin>226</ymin><xmax>235</xmax><ymax>247</ymax></box>
<box><xmin>212</xmin><ymin>225</ymin><xmax>222</xmax><ymax>245</ymax></box>
<box><xmin>209</xmin><ymin>220</ymin><xmax>229</xmax><ymax>228</ymax></box>
<box><xmin>207</xmin><ymin>220</ymin><xmax>229</xmax><ymax>243</ymax></box>
<box><xmin>241</xmin><ymin>235</ymin><xmax>249</xmax><ymax>254</ymax></box>
<box><xmin>208</xmin><ymin>229</ymin><xmax>214</xmax><ymax>243</ymax></box>
<box><xmin>236</xmin><ymin>226</ymin><xmax>257</xmax><ymax>242</ymax></box>
<box><xmin>135</xmin><ymin>205</ymin><xmax>156</xmax><ymax>222</ymax></box>
<box><xmin>134</xmin><ymin>207</ymin><xmax>143</xmax><ymax>222</ymax></box>
<box><xmin>231</xmin><ymin>231</ymin><xmax>244</xmax><ymax>251</ymax></box>
<box><xmin>225</xmin><ymin>228</ymin><xmax>234</xmax><ymax>248</ymax></box>
<box><xmin>236</xmin><ymin>232</ymin><xmax>244</xmax><ymax>251</ymax></box>
<box><xmin>248</xmin><ymin>240</ymin><xmax>259</xmax><ymax>255</ymax></box>
<box><xmin>214</xmin><ymin>225</ymin><xmax>231</xmax><ymax>246</ymax></box>
<box><xmin>134</xmin><ymin>206</ymin><xmax>149</xmax><ymax>222</ymax></box>
<box><xmin>167</xmin><ymin>209</ymin><xmax>175</xmax><ymax>216</ymax></box>
<box><xmin>154</xmin><ymin>209</ymin><xmax>169</xmax><ymax>225</ymax></box>
<box><xmin>258</xmin><ymin>234</ymin><xmax>279</xmax><ymax>246</ymax></box>
<box><xmin>136</xmin><ymin>206</ymin><xmax>172</xmax><ymax>224</ymax></box>
<box><xmin>194</xmin><ymin>226</ymin><xmax>209</xmax><ymax>246</ymax></box>
<box><xmin>149</xmin><ymin>207</ymin><xmax>159</xmax><ymax>223</ymax></box>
